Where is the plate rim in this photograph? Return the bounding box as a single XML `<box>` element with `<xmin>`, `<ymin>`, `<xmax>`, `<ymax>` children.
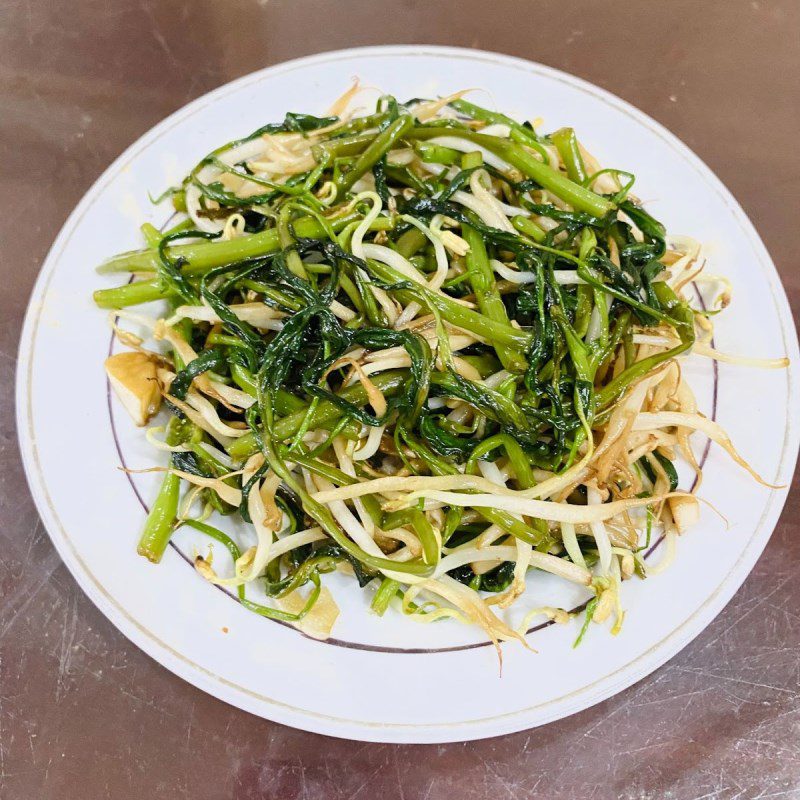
<box><xmin>15</xmin><ymin>44</ymin><xmax>800</xmax><ymax>743</ymax></box>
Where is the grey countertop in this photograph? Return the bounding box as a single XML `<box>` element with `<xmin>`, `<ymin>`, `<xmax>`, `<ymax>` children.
<box><xmin>2</xmin><ymin>1</ymin><xmax>799</xmax><ymax>797</ymax></box>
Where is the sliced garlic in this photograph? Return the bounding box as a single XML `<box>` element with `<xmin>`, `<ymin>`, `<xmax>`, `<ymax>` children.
<box><xmin>669</xmin><ymin>494</ymin><xmax>700</xmax><ymax>534</ymax></box>
<box><xmin>105</xmin><ymin>351</ymin><xmax>161</xmax><ymax>426</ymax></box>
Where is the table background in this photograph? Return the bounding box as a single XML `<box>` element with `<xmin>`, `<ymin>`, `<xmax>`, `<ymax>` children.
<box><xmin>2</xmin><ymin>1</ymin><xmax>799</xmax><ymax>798</ymax></box>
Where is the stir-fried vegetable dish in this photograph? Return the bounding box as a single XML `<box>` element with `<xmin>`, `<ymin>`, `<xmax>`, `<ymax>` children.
<box><xmin>96</xmin><ymin>85</ymin><xmax>787</xmax><ymax>648</ymax></box>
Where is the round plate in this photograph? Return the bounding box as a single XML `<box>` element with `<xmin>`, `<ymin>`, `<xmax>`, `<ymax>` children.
<box><xmin>17</xmin><ymin>46</ymin><xmax>799</xmax><ymax>742</ymax></box>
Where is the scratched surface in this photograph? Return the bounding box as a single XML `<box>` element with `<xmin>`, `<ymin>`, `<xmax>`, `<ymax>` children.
<box><xmin>1</xmin><ymin>1</ymin><xmax>799</xmax><ymax>797</ymax></box>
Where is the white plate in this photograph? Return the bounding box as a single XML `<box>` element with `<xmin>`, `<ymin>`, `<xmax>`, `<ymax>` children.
<box><xmin>17</xmin><ymin>46</ymin><xmax>799</xmax><ymax>742</ymax></box>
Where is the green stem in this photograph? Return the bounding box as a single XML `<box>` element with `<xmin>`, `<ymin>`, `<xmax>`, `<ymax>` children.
<box><xmin>466</xmin><ymin>433</ymin><xmax>535</xmax><ymax>489</ymax></box>
<box><xmin>410</xmin><ymin>127</ymin><xmax>613</xmax><ymax>217</ymax></box>
<box><xmin>414</xmin><ymin>141</ymin><xmax>461</xmax><ymax>165</ymax></box>
<box><xmin>511</xmin><ymin>215</ymin><xmax>547</xmax><ymax>243</ymax></box>
<box><xmin>137</xmin><ymin>472</ymin><xmax>180</xmax><ymax>563</ymax></box>
<box><xmin>462</xmin><ymin>224</ymin><xmax>527</xmax><ymax>372</ymax></box>
<box><xmin>371</xmin><ymin>577</ymin><xmax>400</xmax><ymax>615</ymax></box>
<box><xmin>364</xmin><ymin>258</ymin><xmax>533</xmax><ymax>351</ymax></box>
<box><xmin>597</xmin><ymin>284</ymin><xmax>694</xmax><ymax>408</ymax></box>
<box><xmin>93</xmin><ymin>216</ymin><xmax>395</xmax><ymax>309</ymax></box>
<box><xmin>258</xmin><ymin>411</ymin><xmax>432</xmax><ymax>578</ymax></box>
<box><xmin>312</xmin><ymin>131</ymin><xmax>376</xmax><ymax>161</ymax></box>
<box><xmin>227</xmin><ymin>370</ymin><xmax>409</xmax><ymax>460</ymax></box>
<box><xmin>96</xmin><ymin>212</ymin><xmax>393</xmax><ymax>276</ymax></box>
<box><xmin>403</xmin><ymin>431</ymin><xmax>548</xmax><ymax>546</ymax></box>
<box><xmin>278</xmin><ymin>206</ymin><xmax>308</xmax><ymax>279</ymax></box>
<box><xmin>140</xmin><ymin>222</ymin><xmax>162</xmax><ymax>248</ymax></box>
<box><xmin>573</xmin><ymin>284</ymin><xmax>593</xmax><ymax>338</ymax></box>
<box><xmin>335</xmin><ymin>115</ymin><xmax>414</xmax><ymax>195</ymax></box>
<box><xmin>383</xmin><ymin>509</ymin><xmax>440</xmax><ymax>567</ymax></box>
<box><xmin>285</xmin><ymin>448</ymin><xmax>383</xmax><ymax>528</ymax></box>
<box><xmin>551</xmin><ymin>127</ymin><xmax>588</xmax><ymax>184</ymax></box>
<box><xmin>184</xmin><ymin>520</ymin><xmax>320</xmax><ymax>621</ymax></box>
<box><xmin>394</xmin><ymin>227</ymin><xmax>428</xmax><ymax>259</ymax></box>
<box><xmin>95</xmin><ymin>278</ymin><xmax>166</xmax><ymax>309</ymax></box>
<box><xmin>552</xmin><ymin>306</ymin><xmax>593</xmax><ymax>382</ymax></box>
<box><xmin>449</xmin><ymin>98</ymin><xmax>551</xmax><ymax>160</ymax></box>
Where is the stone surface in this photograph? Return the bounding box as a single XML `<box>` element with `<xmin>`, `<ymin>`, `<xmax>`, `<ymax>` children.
<box><xmin>1</xmin><ymin>1</ymin><xmax>798</xmax><ymax>797</ymax></box>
